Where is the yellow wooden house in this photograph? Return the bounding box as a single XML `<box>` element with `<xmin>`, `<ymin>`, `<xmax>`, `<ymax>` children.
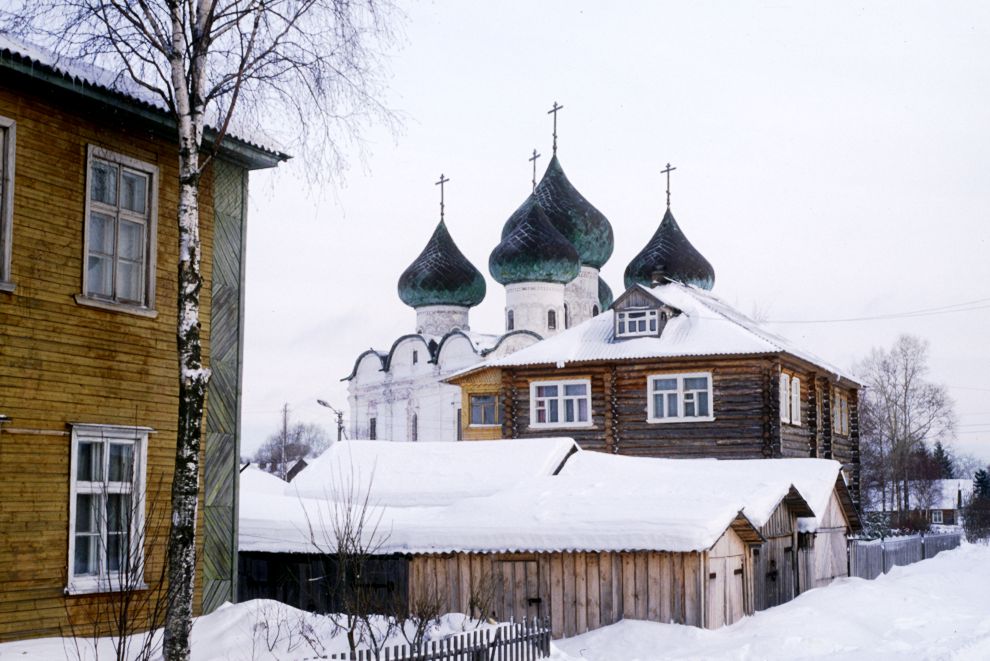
<box><xmin>0</xmin><ymin>37</ymin><xmax>285</xmax><ymax>641</ymax></box>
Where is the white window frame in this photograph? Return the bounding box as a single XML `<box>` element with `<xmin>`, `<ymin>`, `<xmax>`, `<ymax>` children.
<box><xmin>469</xmin><ymin>393</ymin><xmax>500</xmax><ymax>427</ymax></box>
<box><xmin>780</xmin><ymin>373</ymin><xmax>802</xmax><ymax>426</ymax></box>
<box><xmin>931</xmin><ymin>510</ymin><xmax>943</xmax><ymax>524</ymax></box>
<box><xmin>67</xmin><ymin>424</ymin><xmax>149</xmax><ymax>595</ymax></box>
<box><xmin>616</xmin><ymin>308</ymin><xmax>660</xmax><ymax>338</ymax></box>
<box><xmin>0</xmin><ymin>115</ymin><xmax>15</xmax><ymax>291</ymax></box>
<box><xmin>529</xmin><ymin>378</ymin><xmax>593</xmax><ymax>429</ymax></box>
<box><xmin>646</xmin><ymin>372</ymin><xmax>715</xmax><ymax>423</ymax></box>
<box><xmin>76</xmin><ymin>145</ymin><xmax>159</xmax><ymax>317</ymax></box>
<box><xmin>832</xmin><ymin>389</ymin><xmax>850</xmax><ymax>436</ymax></box>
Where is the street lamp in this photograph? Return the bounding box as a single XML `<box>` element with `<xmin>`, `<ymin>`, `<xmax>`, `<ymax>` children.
<box><xmin>316</xmin><ymin>399</ymin><xmax>346</xmax><ymax>441</ymax></box>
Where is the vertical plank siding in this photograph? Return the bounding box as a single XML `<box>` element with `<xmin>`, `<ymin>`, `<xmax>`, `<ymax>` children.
<box><xmin>0</xmin><ymin>74</ymin><xmax>239</xmax><ymax>639</ymax></box>
<box><xmin>408</xmin><ymin>550</ymin><xmax>711</xmax><ymax>639</ymax></box>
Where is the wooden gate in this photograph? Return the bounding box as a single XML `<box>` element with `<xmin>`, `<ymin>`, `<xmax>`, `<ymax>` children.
<box><xmin>496</xmin><ymin>558</ymin><xmax>543</xmax><ymax>623</ymax></box>
<box><xmin>753</xmin><ymin>536</ymin><xmax>796</xmax><ymax>610</ymax></box>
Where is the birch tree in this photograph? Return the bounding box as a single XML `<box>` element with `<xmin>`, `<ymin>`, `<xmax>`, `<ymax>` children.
<box><xmin>3</xmin><ymin>2</ymin><xmax>395</xmax><ymax>659</ymax></box>
<box><xmin>857</xmin><ymin>335</ymin><xmax>955</xmax><ymax>523</ymax></box>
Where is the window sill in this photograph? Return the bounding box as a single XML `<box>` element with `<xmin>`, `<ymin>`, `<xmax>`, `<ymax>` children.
<box><xmin>75</xmin><ymin>294</ymin><xmax>158</xmax><ymax>318</ymax></box>
<box><xmin>0</xmin><ymin>280</ymin><xmax>14</xmax><ymax>293</ymax></box>
<box><xmin>646</xmin><ymin>416</ymin><xmax>716</xmax><ymax>424</ymax></box>
<box><xmin>529</xmin><ymin>422</ymin><xmax>595</xmax><ymax>430</ymax></box>
<box><xmin>469</xmin><ymin>424</ymin><xmax>502</xmax><ymax>429</ymax></box>
<box><xmin>66</xmin><ymin>580</ymin><xmax>149</xmax><ymax>596</ymax></box>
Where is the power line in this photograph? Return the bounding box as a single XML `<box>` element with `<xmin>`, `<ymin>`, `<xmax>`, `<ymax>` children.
<box><xmin>766</xmin><ymin>297</ymin><xmax>990</xmax><ymax>324</ymax></box>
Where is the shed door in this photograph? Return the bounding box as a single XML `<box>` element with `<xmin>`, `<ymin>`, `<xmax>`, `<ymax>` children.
<box><xmin>496</xmin><ymin>559</ymin><xmax>542</xmax><ymax>623</ymax></box>
<box><xmin>706</xmin><ymin>556</ymin><xmax>745</xmax><ymax>628</ymax></box>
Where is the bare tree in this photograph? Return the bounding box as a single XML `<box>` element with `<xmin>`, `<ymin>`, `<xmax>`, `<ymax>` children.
<box><xmin>2</xmin><ymin>3</ymin><xmax>395</xmax><ymax>658</ymax></box>
<box><xmin>254</xmin><ymin>410</ymin><xmax>332</xmax><ymax>477</ymax></box>
<box><xmin>857</xmin><ymin>335</ymin><xmax>955</xmax><ymax>526</ymax></box>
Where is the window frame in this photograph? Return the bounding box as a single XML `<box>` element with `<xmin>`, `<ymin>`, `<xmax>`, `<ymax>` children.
<box><xmin>931</xmin><ymin>510</ymin><xmax>943</xmax><ymax>524</ymax></box>
<box><xmin>832</xmin><ymin>389</ymin><xmax>850</xmax><ymax>436</ymax></box>
<box><xmin>0</xmin><ymin>115</ymin><xmax>15</xmax><ymax>291</ymax></box>
<box><xmin>67</xmin><ymin>424</ymin><xmax>149</xmax><ymax>595</ymax></box>
<box><xmin>547</xmin><ymin>309</ymin><xmax>557</xmax><ymax>331</ymax></box>
<box><xmin>616</xmin><ymin>308</ymin><xmax>661</xmax><ymax>338</ymax></box>
<box><xmin>469</xmin><ymin>393</ymin><xmax>500</xmax><ymax>427</ymax></box>
<box><xmin>77</xmin><ymin>145</ymin><xmax>159</xmax><ymax>317</ymax></box>
<box><xmin>529</xmin><ymin>378</ymin><xmax>593</xmax><ymax>429</ymax></box>
<box><xmin>780</xmin><ymin>372</ymin><xmax>802</xmax><ymax>426</ymax></box>
<box><xmin>646</xmin><ymin>371</ymin><xmax>715</xmax><ymax>423</ymax></box>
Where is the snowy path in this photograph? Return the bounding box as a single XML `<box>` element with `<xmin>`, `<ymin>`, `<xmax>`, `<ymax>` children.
<box><xmin>551</xmin><ymin>543</ymin><xmax>990</xmax><ymax>661</ymax></box>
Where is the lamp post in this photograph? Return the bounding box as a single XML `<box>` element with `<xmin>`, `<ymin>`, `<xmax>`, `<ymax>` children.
<box><xmin>316</xmin><ymin>399</ymin><xmax>346</xmax><ymax>441</ymax></box>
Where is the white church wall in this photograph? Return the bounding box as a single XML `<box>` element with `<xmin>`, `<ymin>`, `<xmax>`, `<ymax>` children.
<box><xmin>505</xmin><ymin>281</ymin><xmax>565</xmax><ymax>336</ymax></box>
<box><xmin>564</xmin><ymin>266</ymin><xmax>600</xmax><ymax>327</ymax></box>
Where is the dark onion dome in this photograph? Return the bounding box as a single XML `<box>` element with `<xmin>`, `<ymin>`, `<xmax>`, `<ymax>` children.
<box><xmin>489</xmin><ymin>194</ymin><xmax>581</xmax><ymax>285</ymax></box>
<box><xmin>598</xmin><ymin>277</ymin><xmax>614</xmax><ymax>310</ymax></box>
<box><xmin>397</xmin><ymin>220</ymin><xmax>486</xmax><ymax>308</ymax></box>
<box><xmin>624</xmin><ymin>207</ymin><xmax>715</xmax><ymax>290</ymax></box>
<box><xmin>533</xmin><ymin>155</ymin><xmax>614</xmax><ymax>269</ymax></box>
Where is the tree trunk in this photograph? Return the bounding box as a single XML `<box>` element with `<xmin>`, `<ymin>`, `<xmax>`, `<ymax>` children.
<box><xmin>163</xmin><ymin>129</ymin><xmax>209</xmax><ymax>661</ymax></box>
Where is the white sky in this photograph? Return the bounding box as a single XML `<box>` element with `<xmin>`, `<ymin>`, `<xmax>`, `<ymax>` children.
<box><xmin>239</xmin><ymin>1</ymin><xmax>990</xmax><ymax>464</ymax></box>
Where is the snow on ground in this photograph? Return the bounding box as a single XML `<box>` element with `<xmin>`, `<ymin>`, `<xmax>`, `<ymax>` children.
<box><xmin>551</xmin><ymin>543</ymin><xmax>990</xmax><ymax>661</ymax></box>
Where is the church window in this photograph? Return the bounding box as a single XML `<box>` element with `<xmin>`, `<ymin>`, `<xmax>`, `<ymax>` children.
<box><xmin>412</xmin><ymin>350</ymin><xmax>418</xmax><ymax>365</ymax></box>
<box><xmin>530</xmin><ymin>379</ymin><xmax>592</xmax><ymax>428</ymax></box>
<box><xmin>507</xmin><ymin>310</ymin><xmax>514</xmax><ymax>331</ymax></box>
<box><xmin>0</xmin><ymin>115</ymin><xmax>14</xmax><ymax>290</ymax></box>
<box><xmin>564</xmin><ymin>304</ymin><xmax>569</xmax><ymax>329</ymax></box>
<box><xmin>67</xmin><ymin>424</ymin><xmax>148</xmax><ymax>594</ymax></box>
<box><xmin>593</xmin><ymin>305</ymin><xmax>600</xmax><ymax>317</ymax></box>
<box><xmin>368</xmin><ymin>417</ymin><xmax>377</xmax><ymax>440</ymax></box>
<box><xmin>647</xmin><ymin>373</ymin><xmax>713</xmax><ymax>423</ymax></box>
<box><xmin>469</xmin><ymin>394</ymin><xmax>499</xmax><ymax>426</ymax></box>
<box><xmin>548</xmin><ymin>309</ymin><xmax>557</xmax><ymax>330</ymax></box>
<box><xmin>616</xmin><ymin>309</ymin><xmax>659</xmax><ymax>338</ymax></box>
<box><xmin>411</xmin><ymin>414</ymin><xmax>418</xmax><ymax>442</ymax></box>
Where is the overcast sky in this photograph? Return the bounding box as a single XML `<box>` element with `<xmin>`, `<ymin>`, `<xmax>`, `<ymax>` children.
<box><xmin>239</xmin><ymin>1</ymin><xmax>990</xmax><ymax>464</ymax></box>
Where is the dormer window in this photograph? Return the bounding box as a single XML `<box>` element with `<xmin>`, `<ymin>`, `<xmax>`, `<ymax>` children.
<box><xmin>616</xmin><ymin>308</ymin><xmax>661</xmax><ymax>338</ymax></box>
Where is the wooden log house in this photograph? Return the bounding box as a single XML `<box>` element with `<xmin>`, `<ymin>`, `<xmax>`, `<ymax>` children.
<box><xmin>0</xmin><ymin>37</ymin><xmax>285</xmax><ymax>641</ymax></box>
<box><xmin>447</xmin><ymin>281</ymin><xmax>862</xmax><ymax>506</ymax></box>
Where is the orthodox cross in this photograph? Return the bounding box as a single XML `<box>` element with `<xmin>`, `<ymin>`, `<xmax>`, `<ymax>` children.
<box><xmin>661</xmin><ymin>162</ymin><xmax>677</xmax><ymax>208</ymax></box>
<box><xmin>547</xmin><ymin>101</ymin><xmax>564</xmax><ymax>154</ymax></box>
<box><xmin>529</xmin><ymin>148</ymin><xmax>541</xmax><ymax>192</ymax></box>
<box><xmin>435</xmin><ymin>173</ymin><xmax>450</xmax><ymax>220</ymax></box>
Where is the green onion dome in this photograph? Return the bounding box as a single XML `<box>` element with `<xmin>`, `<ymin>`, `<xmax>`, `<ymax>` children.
<box><xmin>598</xmin><ymin>277</ymin><xmax>614</xmax><ymax>310</ymax></box>
<box><xmin>534</xmin><ymin>155</ymin><xmax>614</xmax><ymax>269</ymax></box>
<box><xmin>398</xmin><ymin>220</ymin><xmax>486</xmax><ymax>308</ymax></box>
<box><xmin>489</xmin><ymin>194</ymin><xmax>581</xmax><ymax>285</ymax></box>
<box><xmin>624</xmin><ymin>208</ymin><xmax>715</xmax><ymax>290</ymax></box>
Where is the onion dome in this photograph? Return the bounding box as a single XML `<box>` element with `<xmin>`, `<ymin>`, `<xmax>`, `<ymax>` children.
<box><xmin>489</xmin><ymin>194</ymin><xmax>581</xmax><ymax>285</ymax></box>
<box><xmin>533</xmin><ymin>155</ymin><xmax>614</xmax><ymax>269</ymax></box>
<box><xmin>624</xmin><ymin>208</ymin><xmax>715</xmax><ymax>290</ymax></box>
<box><xmin>598</xmin><ymin>277</ymin><xmax>614</xmax><ymax>310</ymax></box>
<box><xmin>398</xmin><ymin>220</ymin><xmax>486</xmax><ymax>308</ymax></box>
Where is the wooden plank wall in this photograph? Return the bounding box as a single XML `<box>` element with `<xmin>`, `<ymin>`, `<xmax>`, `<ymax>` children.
<box><xmin>0</xmin><ymin>73</ymin><xmax>214</xmax><ymax>640</ymax></box>
<box><xmin>753</xmin><ymin>503</ymin><xmax>797</xmax><ymax>611</ymax></box>
<box><xmin>202</xmin><ymin>159</ymin><xmax>247</xmax><ymax>612</ymax></box>
<box><xmin>408</xmin><ymin>550</ymin><xmax>704</xmax><ymax>639</ymax></box>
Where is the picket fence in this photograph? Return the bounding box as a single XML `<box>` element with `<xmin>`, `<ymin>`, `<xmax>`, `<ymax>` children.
<box><xmin>848</xmin><ymin>532</ymin><xmax>961</xmax><ymax>580</ymax></box>
<box><xmin>312</xmin><ymin>620</ymin><xmax>551</xmax><ymax>661</ymax></box>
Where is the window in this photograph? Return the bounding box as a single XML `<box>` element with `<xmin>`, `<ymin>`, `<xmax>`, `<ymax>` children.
<box><xmin>507</xmin><ymin>310</ymin><xmax>514</xmax><ymax>331</ymax></box>
<box><xmin>68</xmin><ymin>424</ymin><xmax>148</xmax><ymax>594</ymax></box>
<box><xmin>548</xmin><ymin>309</ymin><xmax>557</xmax><ymax>330</ymax></box>
<box><xmin>616</xmin><ymin>308</ymin><xmax>660</xmax><ymax>338</ymax></box>
<box><xmin>530</xmin><ymin>379</ymin><xmax>592</xmax><ymax>428</ymax></box>
<box><xmin>469</xmin><ymin>394</ymin><xmax>499</xmax><ymax>426</ymax></box>
<box><xmin>410</xmin><ymin>414</ymin><xmax>418</xmax><ymax>442</ymax></box>
<box><xmin>81</xmin><ymin>146</ymin><xmax>158</xmax><ymax>310</ymax></box>
<box><xmin>0</xmin><ymin>115</ymin><xmax>14</xmax><ymax>290</ymax></box>
<box><xmin>832</xmin><ymin>389</ymin><xmax>849</xmax><ymax>436</ymax></box>
<box><xmin>564</xmin><ymin>304</ymin><xmax>569</xmax><ymax>329</ymax></box>
<box><xmin>647</xmin><ymin>372</ymin><xmax>714</xmax><ymax>422</ymax></box>
<box><xmin>412</xmin><ymin>350</ymin><xmax>418</xmax><ymax>365</ymax></box>
<box><xmin>593</xmin><ymin>305</ymin><xmax>600</xmax><ymax>317</ymax></box>
<box><xmin>931</xmin><ymin>510</ymin><xmax>943</xmax><ymax>524</ymax></box>
<box><xmin>780</xmin><ymin>373</ymin><xmax>802</xmax><ymax>425</ymax></box>
<box><xmin>368</xmin><ymin>417</ymin><xmax>377</xmax><ymax>440</ymax></box>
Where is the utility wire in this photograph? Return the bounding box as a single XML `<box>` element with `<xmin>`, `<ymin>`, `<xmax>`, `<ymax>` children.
<box><xmin>766</xmin><ymin>297</ymin><xmax>990</xmax><ymax>324</ymax></box>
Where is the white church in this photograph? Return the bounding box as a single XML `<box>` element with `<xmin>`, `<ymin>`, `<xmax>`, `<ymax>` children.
<box><xmin>344</xmin><ymin>124</ymin><xmax>617</xmax><ymax>442</ymax></box>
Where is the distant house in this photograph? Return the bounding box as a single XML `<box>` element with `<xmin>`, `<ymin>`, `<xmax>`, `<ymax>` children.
<box><xmin>447</xmin><ymin>280</ymin><xmax>863</xmax><ymax>506</ymax></box>
<box><xmin>0</xmin><ymin>36</ymin><xmax>285</xmax><ymax>641</ymax></box>
<box><xmin>238</xmin><ymin>440</ymin><xmax>859</xmax><ymax>637</ymax></box>
<box><xmin>931</xmin><ymin>479</ymin><xmax>974</xmax><ymax>525</ymax></box>
<box><xmin>866</xmin><ymin>479</ymin><xmax>974</xmax><ymax>527</ymax></box>
<box><xmin>286</xmin><ymin>458</ymin><xmax>308</xmax><ymax>482</ymax></box>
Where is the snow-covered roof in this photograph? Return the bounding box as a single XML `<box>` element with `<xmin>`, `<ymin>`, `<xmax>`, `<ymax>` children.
<box><xmin>240</xmin><ymin>465</ymin><xmax>290</xmax><ymax>495</ymax></box>
<box><xmin>240</xmin><ymin>441</ymin><xmax>849</xmax><ymax>556</ymax></box>
<box><xmin>0</xmin><ymin>33</ymin><xmax>287</xmax><ymax>164</ymax></box>
<box><xmin>288</xmin><ymin>438</ymin><xmax>579</xmax><ymax>506</ymax></box>
<box><xmin>476</xmin><ymin>282</ymin><xmax>858</xmax><ymax>383</ymax></box>
<box><xmin>937</xmin><ymin>479</ymin><xmax>974</xmax><ymax>510</ymax></box>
